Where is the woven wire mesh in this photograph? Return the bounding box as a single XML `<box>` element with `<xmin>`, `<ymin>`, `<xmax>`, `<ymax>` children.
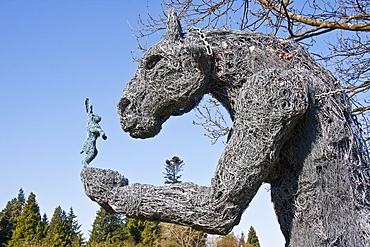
<box><xmin>82</xmin><ymin>11</ymin><xmax>370</xmax><ymax>246</ymax></box>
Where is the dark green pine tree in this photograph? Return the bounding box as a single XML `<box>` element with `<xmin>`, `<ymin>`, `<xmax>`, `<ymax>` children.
<box><xmin>164</xmin><ymin>156</ymin><xmax>184</xmax><ymax>184</ymax></box>
<box><xmin>0</xmin><ymin>189</ymin><xmax>25</xmax><ymax>247</ymax></box>
<box><xmin>247</xmin><ymin>226</ymin><xmax>261</xmax><ymax>247</ymax></box>
<box><xmin>125</xmin><ymin>218</ymin><xmax>145</xmax><ymax>244</ymax></box>
<box><xmin>44</xmin><ymin>206</ymin><xmax>84</xmax><ymax>247</ymax></box>
<box><xmin>125</xmin><ymin>218</ymin><xmax>160</xmax><ymax>246</ymax></box>
<box><xmin>43</xmin><ymin>206</ymin><xmax>69</xmax><ymax>246</ymax></box>
<box><xmin>38</xmin><ymin>213</ymin><xmax>48</xmax><ymax>241</ymax></box>
<box><xmin>160</xmin><ymin>156</ymin><xmax>207</xmax><ymax>247</ymax></box>
<box><xmin>140</xmin><ymin>221</ymin><xmax>161</xmax><ymax>246</ymax></box>
<box><xmin>7</xmin><ymin>192</ymin><xmax>42</xmax><ymax>247</ymax></box>
<box><xmin>88</xmin><ymin>207</ymin><xmax>126</xmax><ymax>246</ymax></box>
<box><xmin>66</xmin><ymin>207</ymin><xmax>84</xmax><ymax>246</ymax></box>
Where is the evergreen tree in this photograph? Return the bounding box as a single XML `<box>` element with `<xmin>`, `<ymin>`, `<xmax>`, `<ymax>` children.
<box><xmin>88</xmin><ymin>207</ymin><xmax>126</xmax><ymax>246</ymax></box>
<box><xmin>43</xmin><ymin>206</ymin><xmax>83</xmax><ymax>246</ymax></box>
<box><xmin>0</xmin><ymin>191</ymin><xmax>83</xmax><ymax>247</ymax></box>
<box><xmin>38</xmin><ymin>213</ymin><xmax>48</xmax><ymax>241</ymax></box>
<box><xmin>0</xmin><ymin>189</ymin><xmax>25</xmax><ymax>247</ymax></box>
<box><xmin>246</xmin><ymin>226</ymin><xmax>260</xmax><ymax>247</ymax></box>
<box><xmin>43</xmin><ymin>206</ymin><xmax>69</xmax><ymax>246</ymax></box>
<box><xmin>125</xmin><ymin>218</ymin><xmax>160</xmax><ymax>246</ymax></box>
<box><xmin>158</xmin><ymin>156</ymin><xmax>206</xmax><ymax>247</ymax></box>
<box><xmin>163</xmin><ymin>156</ymin><xmax>184</xmax><ymax>184</ymax></box>
<box><xmin>141</xmin><ymin>221</ymin><xmax>160</xmax><ymax>246</ymax></box>
<box><xmin>67</xmin><ymin>207</ymin><xmax>84</xmax><ymax>246</ymax></box>
<box><xmin>8</xmin><ymin>192</ymin><xmax>42</xmax><ymax>247</ymax></box>
<box><xmin>125</xmin><ymin>218</ymin><xmax>145</xmax><ymax>244</ymax></box>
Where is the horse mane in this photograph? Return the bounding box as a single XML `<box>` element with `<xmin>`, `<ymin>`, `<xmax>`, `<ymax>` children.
<box><xmin>192</xmin><ymin>29</ymin><xmax>337</xmax><ymax>93</ymax></box>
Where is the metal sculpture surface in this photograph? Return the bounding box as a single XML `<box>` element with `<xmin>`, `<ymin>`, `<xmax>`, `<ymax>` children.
<box><xmin>81</xmin><ymin>9</ymin><xmax>370</xmax><ymax>246</ymax></box>
<box><xmin>80</xmin><ymin>98</ymin><xmax>107</xmax><ymax>168</ymax></box>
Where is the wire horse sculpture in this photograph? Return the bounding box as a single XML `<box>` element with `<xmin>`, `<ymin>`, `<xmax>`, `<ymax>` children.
<box><xmin>81</xmin><ymin>9</ymin><xmax>370</xmax><ymax>246</ymax></box>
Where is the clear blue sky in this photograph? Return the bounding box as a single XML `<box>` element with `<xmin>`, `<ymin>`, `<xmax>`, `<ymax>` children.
<box><xmin>0</xmin><ymin>1</ymin><xmax>287</xmax><ymax>245</ymax></box>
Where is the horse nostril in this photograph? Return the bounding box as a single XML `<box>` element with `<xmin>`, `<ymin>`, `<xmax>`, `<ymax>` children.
<box><xmin>119</xmin><ymin>97</ymin><xmax>131</xmax><ymax>112</ymax></box>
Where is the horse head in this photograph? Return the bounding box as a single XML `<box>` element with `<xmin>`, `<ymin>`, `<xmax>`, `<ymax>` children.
<box><xmin>118</xmin><ymin>9</ymin><xmax>213</xmax><ymax>138</ymax></box>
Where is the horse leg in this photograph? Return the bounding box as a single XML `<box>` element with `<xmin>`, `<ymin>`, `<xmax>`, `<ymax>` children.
<box><xmin>81</xmin><ymin>68</ymin><xmax>309</xmax><ymax>235</ymax></box>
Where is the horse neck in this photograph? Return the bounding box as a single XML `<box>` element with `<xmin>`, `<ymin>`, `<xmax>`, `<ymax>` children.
<box><xmin>202</xmin><ymin>30</ymin><xmax>312</xmax><ymax>121</ymax></box>
<box><xmin>207</xmin><ymin>80</ymin><xmax>238</xmax><ymax>121</ymax></box>
<box><xmin>203</xmin><ymin>30</ymin><xmax>283</xmax><ymax>120</ymax></box>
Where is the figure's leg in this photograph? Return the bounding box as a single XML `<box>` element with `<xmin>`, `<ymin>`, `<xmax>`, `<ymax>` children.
<box><xmin>82</xmin><ymin>69</ymin><xmax>309</xmax><ymax>234</ymax></box>
<box><xmin>81</xmin><ymin>149</ymin><xmax>97</xmax><ymax>168</ymax></box>
<box><xmin>81</xmin><ymin>158</ymin><xmax>89</xmax><ymax>168</ymax></box>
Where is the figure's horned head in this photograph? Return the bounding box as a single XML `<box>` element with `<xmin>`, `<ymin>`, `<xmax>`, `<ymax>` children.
<box><xmin>118</xmin><ymin>9</ymin><xmax>213</xmax><ymax>138</ymax></box>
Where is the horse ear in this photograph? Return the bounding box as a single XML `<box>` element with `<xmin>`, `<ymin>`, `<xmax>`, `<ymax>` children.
<box><xmin>85</xmin><ymin>98</ymin><xmax>93</xmax><ymax>114</ymax></box>
<box><xmin>166</xmin><ymin>8</ymin><xmax>182</xmax><ymax>41</ymax></box>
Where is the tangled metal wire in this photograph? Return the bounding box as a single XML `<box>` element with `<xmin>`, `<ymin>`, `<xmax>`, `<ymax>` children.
<box><xmin>81</xmin><ymin>9</ymin><xmax>370</xmax><ymax>246</ymax></box>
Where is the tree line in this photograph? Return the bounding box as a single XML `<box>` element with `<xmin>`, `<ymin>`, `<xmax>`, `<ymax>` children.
<box><xmin>0</xmin><ymin>157</ymin><xmax>261</xmax><ymax>246</ymax></box>
<box><xmin>0</xmin><ymin>188</ymin><xmax>84</xmax><ymax>247</ymax></box>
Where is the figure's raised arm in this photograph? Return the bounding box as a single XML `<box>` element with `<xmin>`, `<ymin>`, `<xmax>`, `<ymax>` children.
<box><xmin>81</xmin><ymin>68</ymin><xmax>309</xmax><ymax>234</ymax></box>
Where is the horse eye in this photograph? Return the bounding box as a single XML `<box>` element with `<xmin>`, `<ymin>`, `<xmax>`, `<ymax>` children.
<box><xmin>145</xmin><ymin>55</ymin><xmax>162</xmax><ymax>70</ymax></box>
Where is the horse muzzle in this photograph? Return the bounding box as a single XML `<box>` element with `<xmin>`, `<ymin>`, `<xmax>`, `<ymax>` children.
<box><xmin>118</xmin><ymin>97</ymin><xmax>163</xmax><ymax>139</ymax></box>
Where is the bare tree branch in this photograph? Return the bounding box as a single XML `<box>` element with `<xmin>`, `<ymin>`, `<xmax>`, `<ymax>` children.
<box><xmin>257</xmin><ymin>0</ymin><xmax>370</xmax><ymax>32</ymax></box>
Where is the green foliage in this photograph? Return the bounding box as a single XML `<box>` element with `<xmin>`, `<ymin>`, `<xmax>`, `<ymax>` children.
<box><xmin>43</xmin><ymin>206</ymin><xmax>84</xmax><ymax>246</ymax></box>
<box><xmin>43</xmin><ymin>206</ymin><xmax>68</xmax><ymax>246</ymax></box>
<box><xmin>125</xmin><ymin>218</ymin><xmax>144</xmax><ymax>244</ymax></box>
<box><xmin>38</xmin><ymin>213</ymin><xmax>48</xmax><ymax>241</ymax></box>
<box><xmin>247</xmin><ymin>226</ymin><xmax>260</xmax><ymax>247</ymax></box>
<box><xmin>0</xmin><ymin>190</ymin><xmax>84</xmax><ymax>247</ymax></box>
<box><xmin>67</xmin><ymin>207</ymin><xmax>84</xmax><ymax>246</ymax></box>
<box><xmin>7</xmin><ymin>192</ymin><xmax>42</xmax><ymax>247</ymax></box>
<box><xmin>158</xmin><ymin>156</ymin><xmax>206</xmax><ymax>247</ymax></box>
<box><xmin>140</xmin><ymin>221</ymin><xmax>160</xmax><ymax>246</ymax></box>
<box><xmin>125</xmin><ymin>218</ymin><xmax>160</xmax><ymax>246</ymax></box>
<box><xmin>163</xmin><ymin>156</ymin><xmax>184</xmax><ymax>184</ymax></box>
<box><xmin>0</xmin><ymin>189</ymin><xmax>25</xmax><ymax>246</ymax></box>
<box><xmin>88</xmin><ymin>207</ymin><xmax>127</xmax><ymax>246</ymax></box>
